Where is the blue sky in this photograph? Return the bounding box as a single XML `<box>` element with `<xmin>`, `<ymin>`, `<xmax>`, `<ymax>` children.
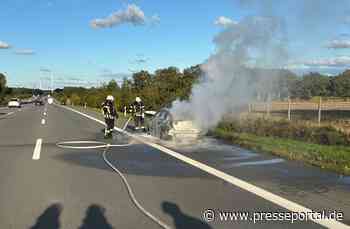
<box><xmin>0</xmin><ymin>0</ymin><xmax>350</xmax><ymax>88</ymax></box>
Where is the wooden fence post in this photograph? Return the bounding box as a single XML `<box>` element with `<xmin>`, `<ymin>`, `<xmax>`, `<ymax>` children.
<box><xmin>288</xmin><ymin>98</ymin><xmax>291</xmax><ymax>121</ymax></box>
<box><xmin>318</xmin><ymin>97</ymin><xmax>322</xmax><ymax>126</ymax></box>
<box><xmin>266</xmin><ymin>94</ymin><xmax>271</xmax><ymax>117</ymax></box>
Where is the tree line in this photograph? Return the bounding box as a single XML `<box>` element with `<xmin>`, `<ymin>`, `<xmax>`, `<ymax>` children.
<box><xmin>0</xmin><ymin>73</ymin><xmax>43</xmax><ymax>105</ymax></box>
<box><xmin>54</xmin><ymin>66</ymin><xmax>202</xmax><ymax>110</ymax></box>
<box><xmin>2</xmin><ymin>67</ymin><xmax>350</xmax><ymax>110</ymax></box>
<box><xmin>53</xmin><ymin>67</ymin><xmax>350</xmax><ymax>111</ymax></box>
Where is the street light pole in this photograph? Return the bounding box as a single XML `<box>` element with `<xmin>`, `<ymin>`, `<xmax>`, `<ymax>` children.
<box><xmin>51</xmin><ymin>71</ymin><xmax>54</xmax><ymax>94</ymax></box>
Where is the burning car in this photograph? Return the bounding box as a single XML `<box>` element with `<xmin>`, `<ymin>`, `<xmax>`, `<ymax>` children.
<box><xmin>147</xmin><ymin>108</ymin><xmax>203</xmax><ymax>141</ymax></box>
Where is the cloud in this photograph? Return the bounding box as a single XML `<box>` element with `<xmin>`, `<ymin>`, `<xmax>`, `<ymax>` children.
<box><xmin>131</xmin><ymin>57</ymin><xmax>148</xmax><ymax>65</ymax></box>
<box><xmin>214</xmin><ymin>16</ymin><xmax>237</xmax><ymax>27</ymax></box>
<box><xmin>14</xmin><ymin>49</ymin><xmax>35</xmax><ymax>55</ymax></box>
<box><xmin>302</xmin><ymin>56</ymin><xmax>350</xmax><ymax>68</ymax></box>
<box><xmin>129</xmin><ymin>54</ymin><xmax>149</xmax><ymax>65</ymax></box>
<box><xmin>339</xmin><ymin>33</ymin><xmax>350</xmax><ymax>37</ymax></box>
<box><xmin>135</xmin><ymin>58</ymin><xmax>147</xmax><ymax>64</ymax></box>
<box><xmin>345</xmin><ymin>15</ymin><xmax>350</xmax><ymax>24</ymax></box>
<box><xmin>90</xmin><ymin>4</ymin><xmax>146</xmax><ymax>28</ymax></box>
<box><xmin>326</xmin><ymin>39</ymin><xmax>350</xmax><ymax>49</ymax></box>
<box><xmin>99</xmin><ymin>70</ymin><xmax>130</xmax><ymax>79</ymax></box>
<box><xmin>150</xmin><ymin>14</ymin><xmax>161</xmax><ymax>25</ymax></box>
<box><xmin>40</xmin><ymin>68</ymin><xmax>51</xmax><ymax>72</ymax></box>
<box><xmin>67</xmin><ymin>77</ymin><xmax>82</xmax><ymax>81</ymax></box>
<box><xmin>101</xmin><ymin>73</ymin><xmax>130</xmax><ymax>79</ymax></box>
<box><xmin>0</xmin><ymin>41</ymin><xmax>10</xmax><ymax>49</ymax></box>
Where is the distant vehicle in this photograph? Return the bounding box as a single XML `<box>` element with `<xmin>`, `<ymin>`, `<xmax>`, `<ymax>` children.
<box><xmin>8</xmin><ymin>98</ymin><xmax>21</xmax><ymax>108</ymax></box>
<box><xmin>34</xmin><ymin>99</ymin><xmax>44</xmax><ymax>106</ymax></box>
<box><xmin>47</xmin><ymin>97</ymin><xmax>53</xmax><ymax>104</ymax></box>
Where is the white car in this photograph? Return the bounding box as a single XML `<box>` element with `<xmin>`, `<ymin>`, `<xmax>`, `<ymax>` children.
<box><xmin>8</xmin><ymin>98</ymin><xmax>21</xmax><ymax>108</ymax></box>
<box><xmin>148</xmin><ymin>108</ymin><xmax>203</xmax><ymax>141</ymax></box>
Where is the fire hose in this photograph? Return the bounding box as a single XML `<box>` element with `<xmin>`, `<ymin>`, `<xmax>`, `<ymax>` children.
<box><xmin>56</xmin><ymin>140</ymin><xmax>171</xmax><ymax>229</ymax></box>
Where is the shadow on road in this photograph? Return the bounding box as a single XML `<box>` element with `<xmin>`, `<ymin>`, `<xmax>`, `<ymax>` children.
<box><xmin>30</xmin><ymin>203</ymin><xmax>62</xmax><ymax>229</ymax></box>
<box><xmin>30</xmin><ymin>204</ymin><xmax>114</xmax><ymax>229</ymax></box>
<box><xmin>162</xmin><ymin>201</ymin><xmax>212</xmax><ymax>229</ymax></box>
<box><xmin>55</xmin><ymin>145</ymin><xmax>211</xmax><ymax>178</ymax></box>
<box><xmin>79</xmin><ymin>204</ymin><xmax>114</xmax><ymax>229</ymax></box>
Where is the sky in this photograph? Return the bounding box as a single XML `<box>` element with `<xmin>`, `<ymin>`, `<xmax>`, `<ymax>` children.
<box><xmin>0</xmin><ymin>0</ymin><xmax>350</xmax><ymax>88</ymax></box>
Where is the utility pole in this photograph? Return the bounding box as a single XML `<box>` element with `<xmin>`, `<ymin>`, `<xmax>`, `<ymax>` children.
<box><xmin>318</xmin><ymin>97</ymin><xmax>322</xmax><ymax>126</ymax></box>
<box><xmin>51</xmin><ymin>71</ymin><xmax>54</xmax><ymax>94</ymax></box>
<box><xmin>288</xmin><ymin>97</ymin><xmax>291</xmax><ymax>121</ymax></box>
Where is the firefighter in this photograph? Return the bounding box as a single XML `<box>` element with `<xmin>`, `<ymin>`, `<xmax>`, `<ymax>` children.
<box><xmin>132</xmin><ymin>96</ymin><xmax>145</xmax><ymax>130</ymax></box>
<box><xmin>128</xmin><ymin>104</ymin><xmax>134</xmax><ymax>114</ymax></box>
<box><xmin>101</xmin><ymin>95</ymin><xmax>118</xmax><ymax>138</ymax></box>
<box><xmin>123</xmin><ymin>105</ymin><xmax>127</xmax><ymax>117</ymax></box>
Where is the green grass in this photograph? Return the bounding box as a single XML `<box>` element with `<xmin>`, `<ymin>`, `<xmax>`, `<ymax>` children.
<box><xmin>212</xmin><ymin>128</ymin><xmax>350</xmax><ymax>175</ymax></box>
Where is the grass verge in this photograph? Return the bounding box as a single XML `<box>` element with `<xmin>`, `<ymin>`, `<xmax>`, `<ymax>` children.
<box><xmin>211</xmin><ymin>128</ymin><xmax>350</xmax><ymax>175</ymax></box>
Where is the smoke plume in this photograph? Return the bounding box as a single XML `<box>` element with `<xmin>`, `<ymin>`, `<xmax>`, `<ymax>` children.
<box><xmin>170</xmin><ymin>0</ymin><xmax>350</xmax><ymax>131</ymax></box>
<box><xmin>171</xmin><ymin>16</ymin><xmax>287</xmax><ymax>131</ymax></box>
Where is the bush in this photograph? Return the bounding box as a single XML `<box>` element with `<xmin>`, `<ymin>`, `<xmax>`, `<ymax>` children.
<box><xmin>217</xmin><ymin>118</ymin><xmax>350</xmax><ymax>146</ymax></box>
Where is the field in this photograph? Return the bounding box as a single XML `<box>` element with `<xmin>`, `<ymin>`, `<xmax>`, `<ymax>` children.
<box><xmin>211</xmin><ymin>129</ymin><xmax>350</xmax><ymax>175</ymax></box>
<box><xmin>214</xmin><ymin>99</ymin><xmax>350</xmax><ymax>175</ymax></box>
<box><xmin>247</xmin><ymin>99</ymin><xmax>350</xmax><ymax>133</ymax></box>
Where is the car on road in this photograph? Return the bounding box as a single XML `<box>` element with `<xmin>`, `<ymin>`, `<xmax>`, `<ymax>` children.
<box><xmin>7</xmin><ymin>98</ymin><xmax>21</xmax><ymax>108</ymax></box>
<box><xmin>34</xmin><ymin>99</ymin><xmax>44</xmax><ymax>106</ymax></box>
<box><xmin>147</xmin><ymin>108</ymin><xmax>203</xmax><ymax>141</ymax></box>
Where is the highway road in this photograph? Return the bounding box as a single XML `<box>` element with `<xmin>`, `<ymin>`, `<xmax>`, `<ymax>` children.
<box><xmin>0</xmin><ymin>103</ymin><xmax>349</xmax><ymax>228</ymax></box>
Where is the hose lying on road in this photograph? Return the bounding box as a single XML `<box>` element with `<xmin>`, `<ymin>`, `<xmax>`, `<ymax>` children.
<box><xmin>56</xmin><ymin>140</ymin><xmax>171</xmax><ymax>229</ymax></box>
<box><xmin>56</xmin><ymin>141</ymin><xmax>132</xmax><ymax>149</ymax></box>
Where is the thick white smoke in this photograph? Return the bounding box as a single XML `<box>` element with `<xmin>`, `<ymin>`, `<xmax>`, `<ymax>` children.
<box><xmin>170</xmin><ymin>16</ymin><xmax>287</xmax><ymax>131</ymax></box>
<box><xmin>170</xmin><ymin>0</ymin><xmax>350</xmax><ymax>131</ymax></box>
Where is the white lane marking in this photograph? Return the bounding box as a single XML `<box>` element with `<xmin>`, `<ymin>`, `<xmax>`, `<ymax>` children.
<box><xmin>58</xmin><ymin>104</ymin><xmax>349</xmax><ymax>228</ymax></box>
<box><xmin>222</xmin><ymin>154</ymin><xmax>257</xmax><ymax>161</ymax></box>
<box><xmin>41</xmin><ymin>119</ymin><xmax>46</xmax><ymax>125</ymax></box>
<box><xmin>0</xmin><ymin>111</ymin><xmax>15</xmax><ymax>119</ymax></box>
<box><xmin>231</xmin><ymin>158</ymin><xmax>284</xmax><ymax>167</ymax></box>
<box><xmin>4</xmin><ymin>112</ymin><xmax>14</xmax><ymax>117</ymax></box>
<box><xmin>32</xmin><ymin>138</ymin><xmax>42</xmax><ymax>160</ymax></box>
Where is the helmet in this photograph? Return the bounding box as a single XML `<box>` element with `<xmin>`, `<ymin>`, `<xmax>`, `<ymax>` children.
<box><xmin>135</xmin><ymin>97</ymin><xmax>141</xmax><ymax>103</ymax></box>
<box><xmin>106</xmin><ymin>95</ymin><xmax>114</xmax><ymax>101</ymax></box>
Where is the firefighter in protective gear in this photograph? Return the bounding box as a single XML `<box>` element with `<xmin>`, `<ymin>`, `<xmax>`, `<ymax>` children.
<box><xmin>101</xmin><ymin>95</ymin><xmax>118</xmax><ymax>138</ymax></box>
<box><xmin>132</xmin><ymin>97</ymin><xmax>145</xmax><ymax>130</ymax></box>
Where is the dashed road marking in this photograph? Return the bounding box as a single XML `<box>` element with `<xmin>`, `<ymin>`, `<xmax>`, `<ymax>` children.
<box><xmin>32</xmin><ymin>138</ymin><xmax>42</xmax><ymax>160</ymax></box>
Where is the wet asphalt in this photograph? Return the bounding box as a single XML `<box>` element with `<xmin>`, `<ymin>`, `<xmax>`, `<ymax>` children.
<box><xmin>0</xmin><ymin>103</ymin><xmax>348</xmax><ymax>228</ymax></box>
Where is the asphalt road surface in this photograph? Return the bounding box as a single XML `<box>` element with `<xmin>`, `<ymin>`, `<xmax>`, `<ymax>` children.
<box><xmin>0</xmin><ymin>103</ymin><xmax>349</xmax><ymax>229</ymax></box>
